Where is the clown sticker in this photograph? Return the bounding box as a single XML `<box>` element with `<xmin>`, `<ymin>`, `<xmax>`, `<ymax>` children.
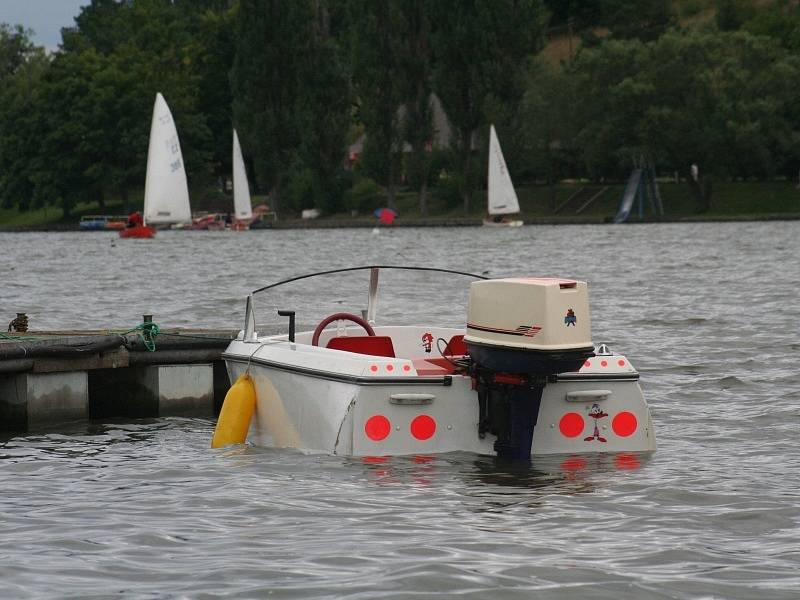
<box><xmin>584</xmin><ymin>403</ymin><xmax>608</xmax><ymax>442</ymax></box>
<box><xmin>421</xmin><ymin>332</ymin><xmax>433</xmax><ymax>353</ymax></box>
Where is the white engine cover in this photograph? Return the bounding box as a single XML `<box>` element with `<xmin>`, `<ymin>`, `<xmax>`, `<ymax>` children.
<box><xmin>465</xmin><ymin>277</ymin><xmax>592</xmax><ymax>351</ymax></box>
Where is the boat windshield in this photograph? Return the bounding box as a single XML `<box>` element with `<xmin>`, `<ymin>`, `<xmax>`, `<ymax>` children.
<box><xmin>246</xmin><ymin>266</ymin><xmax>489</xmax><ymax>336</ymax></box>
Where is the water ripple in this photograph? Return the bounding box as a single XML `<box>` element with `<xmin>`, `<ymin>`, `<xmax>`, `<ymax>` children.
<box><xmin>1</xmin><ymin>222</ymin><xmax>800</xmax><ymax>598</ymax></box>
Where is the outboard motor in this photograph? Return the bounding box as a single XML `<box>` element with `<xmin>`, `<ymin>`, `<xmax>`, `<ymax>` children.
<box><xmin>465</xmin><ymin>278</ymin><xmax>595</xmax><ymax>460</ymax></box>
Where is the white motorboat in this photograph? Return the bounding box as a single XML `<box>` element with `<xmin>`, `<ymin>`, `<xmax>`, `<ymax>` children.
<box><xmin>483</xmin><ymin>124</ymin><xmax>524</xmax><ymax>227</ymax></box>
<box><xmin>220</xmin><ymin>266</ymin><xmax>655</xmax><ymax>459</ymax></box>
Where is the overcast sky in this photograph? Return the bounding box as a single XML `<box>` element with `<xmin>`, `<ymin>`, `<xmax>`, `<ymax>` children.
<box><xmin>1</xmin><ymin>0</ymin><xmax>89</xmax><ymax>50</ymax></box>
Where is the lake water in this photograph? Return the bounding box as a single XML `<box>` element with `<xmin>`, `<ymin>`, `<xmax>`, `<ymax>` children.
<box><xmin>1</xmin><ymin>223</ymin><xmax>799</xmax><ymax>598</ymax></box>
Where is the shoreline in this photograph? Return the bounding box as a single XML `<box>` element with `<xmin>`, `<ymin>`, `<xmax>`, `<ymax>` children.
<box><xmin>1</xmin><ymin>212</ymin><xmax>799</xmax><ymax>232</ymax></box>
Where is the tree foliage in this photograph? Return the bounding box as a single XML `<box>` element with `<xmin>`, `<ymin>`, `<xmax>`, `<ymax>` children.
<box><xmin>2</xmin><ymin>0</ymin><xmax>800</xmax><ymax>220</ymax></box>
<box><xmin>232</xmin><ymin>0</ymin><xmax>349</xmax><ymax>215</ymax></box>
<box><xmin>0</xmin><ymin>25</ymin><xmax>49</xmax><ymax>210</ymax></box>
<box><xmin>561</xmin><ymin>28</ymin><xmax>800</xmax><ymax>210</ymax></box>
<box><xmin>431</xmin><ymin>0</ymin><xmax>547</xmax><ymax>211</ymax></box>
<box><xmin>398</xmin><ymin>0</ymin><xmax>435</xmax><ymax>216</ymax></box>
<box><xmin>346</xmin><ymin>0</ymin><xmax>408</xmax><ymax>210</ymax></box>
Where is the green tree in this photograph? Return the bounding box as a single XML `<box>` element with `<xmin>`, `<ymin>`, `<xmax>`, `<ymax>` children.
<box><xmin>398</xmin><ymin>0</ymin><xmax>435</xmax><ymax>216</ymax></box>
<box><xmin>33</xmin><ymin>48</ymin><xmax>110</xmax><ymax>216</ymax></box>
<box><xmin>571</xmin><ymin>38</ymin><xmax>652</xmax><ymax>180</ymax></box>
<box><xmin>346</xmin><ymin>0</ymin><xmax>408</xmax><ymax>210</ymax></box>
<box><xmin>192</xmin><ymin>6</ymin><xmax>236</xmax><ymax>182</ymax></box>
<box><xmin>520</xmin><ymin>60</ymin><xmax>580</xmax><ymax>209</ymax></box>
<box><xmin>568</xmin><ymin>29</ymin><xmax>800</xmax><ymax>210</ymax></box>
<box><xmin>231</xmin><ymin>0</ymin><xmax>301</xmax><ymax>214</ymax></box>
<box><xmin>643</xmin><ymin>31</ymin><xmax>799</xmax><ymax>183</ymax></box>
<box><xmin>743</xmin><ymin>1</ymin><xmax>800</xmax><ymax>52</ymax></box>
<box><xmin>0</xmin><ymin>23</ymin><xmax>36</xmax><ymax>76</ymax></box>
<box><xmin>430</xmin><ymin>0</ymin><xmax>546</xmax><ymax>213</ymax></box>
<box><xmin>41</xmin><ymin>0</ymin><xmax>216</xmax><ymax>215</ymax></box>
<box><xmin>601</xmin><ymin>0</ymin><xmax>674</xmax><ymax>42</ymax></box>
<box><xmin>233</xmin><ymin>0</ymin><xmax>349</xmax><ymax>216</ymax></box>
<box><xmin>715</xmin><ymin>0</ymin><xmax>756</xmax><ymax>32</ymax></box>
<box><xmin>543</xmin><ymin>0</ymin><xmax>604</xmax><ymax>29</ymax></box>
<box><xmin>294</xmin><ymin>0</ymin><xmax>351</xmax><ymax>214</ymax></box>
<box><xmin>0</xmin><ymin>25</ymin><xmax>50</xmax><ymax>211</ymax></box>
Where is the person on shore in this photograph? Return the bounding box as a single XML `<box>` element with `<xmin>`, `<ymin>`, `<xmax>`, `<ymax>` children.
<box><xmin>126</xmin><ymin>212</ymin><xmax>143</xmax><ymax>228</ymax></box>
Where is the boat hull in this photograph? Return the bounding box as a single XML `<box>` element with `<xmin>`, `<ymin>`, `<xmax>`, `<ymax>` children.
<box><xmin>119</xmin><ymin>225</ymin><xmax>156</xmax><ymax>238</ymax></box>
<box><xmin>223</xmin><ymin>333</ymin><xmax>655</xmax><ymax>457</ymax></box>
<box><xmin>482</xmin><ymin>219</ymin><xmax>523</xmax><ymax>227</ymax></box>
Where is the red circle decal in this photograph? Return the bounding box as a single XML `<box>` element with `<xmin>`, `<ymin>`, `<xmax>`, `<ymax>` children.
<box><xmin>600</xmin><ymin>360</ymin><xmax>608</xmax><ymax>367</ymax></box>
<box><xmin>410</xmin><ymin>415</ymin><xmax>436</xmax><ymax>440</ymax></box>
<box><xmin>365</xmin><ymin>415</ymin><xmax>391</xmax><ymax>441</ymax></box>
<box><xmin>559</xmin><ymin>412</ymin><xmax>585</xmax><ymax>438</ymax></box>
<box><xmin>612</xmin><ymin>412</ymin><xmax>638</xmax><ymax>437</ymax></box>
<box><xmin>617</xmin><ymin>359</ymin><xmax>626</xmax><ymax>367</ymax></box>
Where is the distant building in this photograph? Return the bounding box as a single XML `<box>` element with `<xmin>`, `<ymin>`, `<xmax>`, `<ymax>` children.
<box><xmin>348</xmin><ymin>94</ymin><xmax>472</xmax><ymax>166</ymax></box>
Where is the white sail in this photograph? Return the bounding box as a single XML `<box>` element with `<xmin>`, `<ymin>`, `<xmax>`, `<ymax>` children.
<box><xmin>143</xmin><ymin>93</ymin><xmax>191</xmax><ymax>226</ymax></box>
<box><xmin>487</xmin><ymin>124</ymin><xmax>520</xmax><ymax>215</ymax></box>
<box><xmin>232</xmin><ymin>129</ymin><xmax>253</xmax><ymax>220</ymax></box>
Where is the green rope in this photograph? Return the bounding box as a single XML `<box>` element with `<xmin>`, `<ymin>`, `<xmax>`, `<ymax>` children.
<box><xmin>123</xmin><ymin>322</ymin><xmax>161</xmax><ymax>352</ymax></box>
<box><xmin>0</xmin><ymin>332</ymin><xmax>39</xmax><ymax>341</ymax></box>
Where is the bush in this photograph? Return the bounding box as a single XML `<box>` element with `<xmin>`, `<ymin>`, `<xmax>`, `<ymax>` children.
<box><xmin>321</xmin><ymin>168</ymin><xmax>354</xmax><ymax>214</ymax></box>
<box><xmin>344</xmin><ymin>177</ymin><xmax>383</xmax><ymax>215</ymax></box>
<box><xmin>431</xmin><ymin>171</ymin><xmax>464</xmax><ymax>210</ymax></box>
<box><xmin>285</xmin><ymin>166</ymin><xmax>319</xmax><ymax>215</ymax></box>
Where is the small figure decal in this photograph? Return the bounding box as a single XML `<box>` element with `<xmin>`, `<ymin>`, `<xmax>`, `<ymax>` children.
<box><xmin>564</xmin><ymin>308</ymin><xmax>577</xmax><ymax>326</ymax></box>
<box><xmin>584</xmin><ymin>403</ymin><xmax>608</xmax><ymax>442</ymax></box>
<box><xmin>421</xmin><ymin>332</ymin><xmax>433</xmax><ymax>353</ymax></box>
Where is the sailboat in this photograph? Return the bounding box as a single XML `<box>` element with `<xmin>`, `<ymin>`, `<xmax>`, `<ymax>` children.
<box><xmin>120</xmin><ymin>93</ymin><xmax>191</xmax><ymax>238</ymax></box>
<box><xmin>483</xmin><ymin>124</ymin><xmax>523</xmax><ymax>227</ymax></box>
<box><xmin>231</xmin><ymin>129</ymin><xmax>253</xmax><ymax>231</ymax></box>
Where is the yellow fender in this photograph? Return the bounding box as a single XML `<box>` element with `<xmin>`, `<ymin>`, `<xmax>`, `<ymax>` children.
<box><xmin>211</xmin><ymin>372</ymin><xmax>256</xmax><ymax>448</ymax></box>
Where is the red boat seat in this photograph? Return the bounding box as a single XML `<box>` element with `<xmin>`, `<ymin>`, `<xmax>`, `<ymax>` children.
<box><xmin>326</xmin><ymin>336</ymin><xmax>396</xmax><ymax>358</ymax></box>
<box><xmin>442</xmin><ymin>334</ymin><xmax>467</xmax><ymax>356</ymax></box>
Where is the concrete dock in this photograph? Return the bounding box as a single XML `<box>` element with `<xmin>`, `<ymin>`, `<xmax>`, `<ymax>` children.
<box><xmin>0</xmin><ymin>328</ymin><xmax>240</xmax><ymax>432</ymax></box>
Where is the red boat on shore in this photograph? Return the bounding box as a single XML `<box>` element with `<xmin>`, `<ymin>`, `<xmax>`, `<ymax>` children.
<box><xmin>119</xmin><ymin>225</ymin><xmax>155</xmax><ymax>238</ymax></box>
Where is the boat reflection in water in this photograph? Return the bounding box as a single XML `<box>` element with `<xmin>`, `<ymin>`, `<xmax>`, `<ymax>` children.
<box><xmin>353</xmin><ymin>451</ymin><xmax>650</xmax><ymax>500</ymax></box>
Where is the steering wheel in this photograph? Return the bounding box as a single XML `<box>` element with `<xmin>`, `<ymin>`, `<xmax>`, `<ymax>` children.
<box><xmin>311</xmin><ymin>312</ymin><xmax>376</xmax><ymax>346</ymax></box>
